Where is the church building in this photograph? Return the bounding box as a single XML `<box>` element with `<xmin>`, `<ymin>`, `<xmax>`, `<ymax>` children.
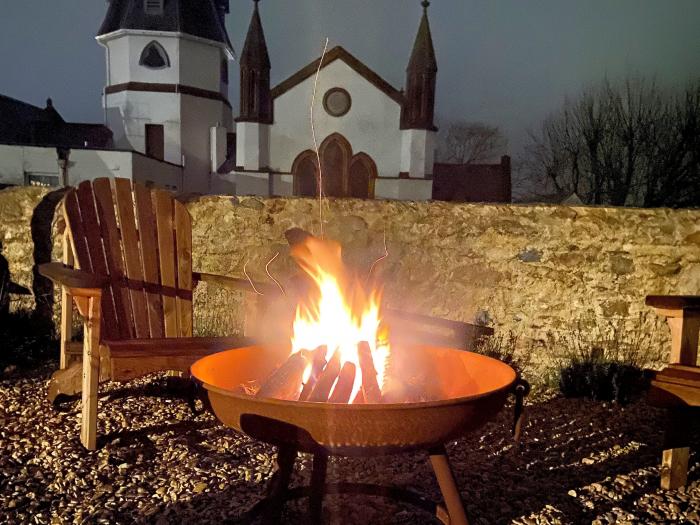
<box><xmin>0</xmin><ymin>0</ymin><xmax>511</xmax><ymax>202</ymax></box>
<box><xmin>228</xmin><ymin>0</ymin><xmax>439</xmax><ymax>200</ymax></box>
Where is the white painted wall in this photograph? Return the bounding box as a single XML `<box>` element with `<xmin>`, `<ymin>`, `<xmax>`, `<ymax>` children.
<box><xmin>100</xmin><ymin>32</ymin><xmax>226</xmax><ymax>93</ymax></box>
<box><xmin>63</xmin><ymin>149</ymin><xmax>133</xmax><ymax>185</ymax></box>
<box><xmin>180</xmin><ymin>95</ymin><xmax>231</xmax><ymax>193</ymax></box>
<box><xmin>236</xmin><ymin>122</ymin><xmax>269</xmax><ymax>170</ymax></box>
<box><xmin>0</xmin><ymin>145</ymin><xmax>26</xmax><ymax>185</ymax></box>
<box><xmin>210</xmin><ymin>125</ymin><xmax>227</xmax><ymax>172</ymax></box>
<box><xmin>179</xmin><ymin>38</ymin><xmax>226</xmax><ymax>94</ymax></box>
<box><xmin>104</xmin><ymin>90</ymin><xmax>182</xmax><ymax>162</ymax></box>
<box><xmin>131</xmin><ymin>153</ymin><xmax>182</xmax><ymax>191</ymax></box>
<box><xmin>235</xmin><ymin>171</ymin><xmax>270</xmax><ymax>196</ymax></box>
<box><xmin>0</xmin><ymin>145</ymin><xmax>182</xmax><ymax>190</ymax></box>
<box><xmin>400</xmin><ymin>128</ymin><xmax>436</xmax><ymax>178</ymax></box>
<box><xmin>0</xmin><ymin>145</ymin><xmax>62</xmax><ymax>186</ymax></box>
<box><xmin>102</xmin><ymin>33</ymin><xmax>181</xmax><ymax>86</ymax></box>
<box><xmin>269</xmin><ymin>59</ymin><xmax>403</xmax><ymax>177</ymax></box>
<box><xmin>374</xmin><ymin>178</ymin><xmax>433</xmax><ymax>201</ymax></box>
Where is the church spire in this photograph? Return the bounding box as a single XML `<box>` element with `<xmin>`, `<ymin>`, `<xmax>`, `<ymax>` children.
<box><xmin>238</xmin><ymin>0</ymin><xmax>272</xmax><ymax>123</ymax></box>
<box><xmin>401</xmin><ymin>0</ymin><xmax>438</xmax><ymax>130</ymax></box>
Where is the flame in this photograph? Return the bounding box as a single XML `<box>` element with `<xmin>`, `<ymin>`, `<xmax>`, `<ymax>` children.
<box><xmin>290</xmin><ymin>236</ymin><xmax>390</xmax><ymax>402</ymax></box>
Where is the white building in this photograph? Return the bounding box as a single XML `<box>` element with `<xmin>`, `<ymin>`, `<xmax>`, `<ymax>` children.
<box><xmin>228</xmin><ymin>0</ymin><xmax>439</xmax><ymax>200</ymax></box>
<box><xmin>96</xmin><ymin>0</ymin><xmax>235</xmax><ymax>194</ymax></box>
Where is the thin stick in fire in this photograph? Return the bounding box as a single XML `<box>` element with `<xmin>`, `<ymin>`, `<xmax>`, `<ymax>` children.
<box><xmin>243</xmin><ymin>260</ymin><xmax>264</xmax><ymax>295</ymax></box>
<box><xmin>264</xmin><ymin>251</ymin><xmax>286</xmax><ymax>296</ymax></box>
<box><xmin>366</xmin><ymin>229</ymin><xmax>389</xmax><ymax>283</ymax></box>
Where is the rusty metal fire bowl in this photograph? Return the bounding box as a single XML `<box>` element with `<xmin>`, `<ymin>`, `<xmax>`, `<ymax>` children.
<box><xmin>191</xmin><ymin>344</ymin><xmax>517</xmax><ymax>524</ymax></box>
<box><xmin>192</xmin><ymin>343</ymin><xmax>516</xmax><ymax>454</ymax></box>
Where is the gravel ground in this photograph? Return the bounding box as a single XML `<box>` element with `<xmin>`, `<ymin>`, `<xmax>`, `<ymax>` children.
<box><xmin>1</xmin><ymin>362</ymin><xmax>699</xmax><ymax>524</ymax></box>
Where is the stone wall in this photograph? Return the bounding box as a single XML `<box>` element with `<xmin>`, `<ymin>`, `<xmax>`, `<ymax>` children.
<box><xmin>2</xmin><ymin>186</ymin><xmax>699</xmax><ymax>377</ymax></box>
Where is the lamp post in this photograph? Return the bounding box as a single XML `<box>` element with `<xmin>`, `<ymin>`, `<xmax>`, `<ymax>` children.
<box><xmin>56</xmin><ymin>147</ymin><xmax>70</xmax><ymax>187</ymax></box>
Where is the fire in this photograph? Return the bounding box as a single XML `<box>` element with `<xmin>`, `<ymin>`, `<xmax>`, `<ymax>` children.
<box><xmin>290</xmin><ymin>236</ymin><xmax>390</xmax><ymax>402</ymax></box>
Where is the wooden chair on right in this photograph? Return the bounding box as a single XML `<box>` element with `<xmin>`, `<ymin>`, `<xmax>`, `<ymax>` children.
<box><xmin>646</xmin><ymin>295</ymin><xmax>700</xmax><ymax>489</ymax></box>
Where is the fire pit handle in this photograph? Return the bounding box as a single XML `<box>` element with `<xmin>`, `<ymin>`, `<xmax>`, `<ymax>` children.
<box><xmin>187</xmin><ymin>377</ymin><xmax>211</xmax><ymax>416</ymax></box>
<box><xmin>512</xmin><ymin>377</ymin><xmax>530</xmax><ymax>444</ymax></box>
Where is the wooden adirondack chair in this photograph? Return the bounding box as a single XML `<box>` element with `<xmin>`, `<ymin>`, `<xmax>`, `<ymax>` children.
<box><xmin>40</xmin><ymin>178</ymin><xmax>272</xmax><ymax>450</ymax></box>
<box><xmin>646</xmin><ymin>295</ymin><xmax>700</xmax><ymax>489</ymax></box>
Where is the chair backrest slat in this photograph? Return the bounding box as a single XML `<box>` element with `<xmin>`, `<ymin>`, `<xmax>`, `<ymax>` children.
<box><xmin>153</xmin><ymin>189</ymin><xmax>179</xmax><ymax>337</ymax></box>
<box><xmin>93</xmin><ymin>178</ymin><xmax>134</xmax><ymax>340</ymax></box>
<box><xmin>64</xmin><ymin>178</ymin><xmax>194</xmax><ymax>342</ymax></box>
<box><xmin>113</xmin><ymin>178</ymin><xmax>151</xmax><ymax>338</ymax></box>
<box><xmin>63</xmin><ymin>190</ymin><xmax>92</xmax><ymax>273</ymax></box>
<box><xmin>174</xmin><ymin>202</ymin><xmax>193</xmax><ymax>337</ymax></box>
<box><xmin>76</xmin><ymin>181</ymin><xmax>119</xmax><ymax>340</ymax></box>
<box><xmin>134</xmin><ymin>183</ymin><xmax>165</xmax><ymax>338</ymax></box>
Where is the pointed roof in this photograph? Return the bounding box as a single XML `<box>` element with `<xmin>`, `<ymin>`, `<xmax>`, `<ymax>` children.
<box><xmin>407</xmin><ymin>1</ymin><xmax>437</xmax><ymax>73</ymax></box>
<box><xmin>98</xmin><ymin>0</ymin><xmax>233</xmax><ymax>52</ymax></box>
<box><xmin>271</xmin><ymin>46</ymin><xmax>404</xmax><ymax>105</ymax></box>
<box><xmin>240</xmin><ymin>1</ymin><xmax>270</xmax><ymax>69</ymax></box>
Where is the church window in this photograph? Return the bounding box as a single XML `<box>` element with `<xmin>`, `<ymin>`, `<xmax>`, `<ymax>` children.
<box><xmin>323</xmin><ymin>87</ymin><xmax>351</xmax><ymax>117</ymax></box>
<box><xmin>144</xmin><ymin>0</ymin><xmax>164</xmax><ymax>16</ymax></box>
<box><xmin>139</xmin><ymin>41</ymin><xmax>170</xmax><ymax>69</ymax></box>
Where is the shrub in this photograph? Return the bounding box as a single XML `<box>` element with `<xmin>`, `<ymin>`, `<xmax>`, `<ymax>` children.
<box><xmin>474</xmin><ymin>330</ymin><xmax>530</xmax><ymax>376</ymax></box>
<box><xmin>551</xmin><ymin>313</ymin><xmax>661</xmax><ymax>403</ymax></box>
<box><xmin>0</xmin><ymin>309</ymin><xmax>57</xmax><ymax>374</ymax></box>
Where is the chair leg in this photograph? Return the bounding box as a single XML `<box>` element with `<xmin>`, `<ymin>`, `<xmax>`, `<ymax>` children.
<box><xmin>59</xmin><ymin>285</ymin><xmax>73</xmax><ymax>369</ymax></box>
<box><xmin>79</xmin><ymin>296</ymin><xmax>101</xmax><ymax>450</ymax></box>
<box><xmin>661</xmin><ymin>408</ymin><xmax>690</xmax><ymax>490</ymax></box>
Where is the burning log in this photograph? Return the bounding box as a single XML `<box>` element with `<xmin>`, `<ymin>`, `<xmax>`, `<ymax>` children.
<box><xmin>256</xmin><ymin>351</ymin><xmax>310</xmax><ymax>401</ymax></box>
<box><xmin>308</xmin><ymin>350</ymin><xmax>341</xmax><ymax>402</ymax></box>
<box><xmin>357</xmin><ymin>341</ymin><xmax>382</xmax><ymax>403</ymax></box>
<box><xmin>328</xmin><ymin>362</ymin><xmax>357</xmax><ymax>403</ymax></box>
<box><xmin>298</xmin><ymin>345</ymin><xmax>328</xmax><ymax>401</ymax></box>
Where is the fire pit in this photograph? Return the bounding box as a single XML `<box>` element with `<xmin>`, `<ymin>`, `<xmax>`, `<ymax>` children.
<box><xmin>191</xmin><ymin>344</ymin><xmax>516</xmax><ymax>524</ymax></box>
<box><xmin>191</xmin><ymin>232</ymin><xmax>521</xmax><ymax>523</ymax></box>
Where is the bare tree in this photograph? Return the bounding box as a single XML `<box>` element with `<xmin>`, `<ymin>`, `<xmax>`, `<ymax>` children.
<box><xmin>521</xmin><ymin>76</ymin><xmax>700</xmax><ymax>207</ymax></box>
<box><xmin>438</xmin><ymin>121</ymin><xmax>507</xmax><ymax>164</ymax></box>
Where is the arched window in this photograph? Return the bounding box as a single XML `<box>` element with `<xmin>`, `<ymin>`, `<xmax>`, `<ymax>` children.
<box><xmin>321</xmin><ymin>140</ymin><xmax>346</xmax><ymax>197</ymax></box>
<box><xmin>139</xmin><ymin>41</ymin><xmax>170</xmax><ymax>69</ymax></box>
<box><xmin>293</xmin><ymin>152</ymin><xmax>319</xmax><ymax>197</ymax></box>
<box><xmin>348</xmin><ymin>154</ymin><xmax>376</xmax><ymax>198</ymax></box>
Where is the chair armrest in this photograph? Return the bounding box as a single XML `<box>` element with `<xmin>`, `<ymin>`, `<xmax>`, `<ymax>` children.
<box><xmin>193</xmin><ymin>271</ymin><xmax>282</xmax><ymax>296</ymax></box>
<box><xmin>39</xmin><ymin>262</ymin><xmax>106</xmax><ymax>296</ymax></box>
<box><xmin>646</xmin><ymin>295</ymin><xmax>700</xmax><ymax>311</ymax></box>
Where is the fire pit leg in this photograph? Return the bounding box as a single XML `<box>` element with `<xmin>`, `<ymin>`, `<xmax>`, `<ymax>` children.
<box><xmin>262</xmin><ymin>445</ymin><xmax>297</xmax><ymax>523</ymax></box>
<box><xmin>429</xmin><ymin>446</ymin><xmax>469</xmax><ymax>525</ymax></box>
<box><xmin>308</xmin><ymin>452</ymin><xmax>329</xmax><ymax>523</ymax></box>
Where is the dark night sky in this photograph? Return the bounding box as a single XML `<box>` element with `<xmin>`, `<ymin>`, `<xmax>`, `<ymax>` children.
<box><xmin>1</xmin><ymin>0</ymin><xmax>698</xmax><ymax>160</ymax></box>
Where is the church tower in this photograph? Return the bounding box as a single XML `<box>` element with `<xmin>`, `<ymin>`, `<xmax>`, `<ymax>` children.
<box><xmin>96</xmin><ymin>0</ymin><xmax>235</xmax><ymax>193</ymax></box>
<box><xmin>236</xmin><ymin>0</ymin><xmax>271</xmax><ymax>171</ymax></box>
<box><xmin>400</xmin><ymin>1</ymin><xmax>437</xmax><ymax>179</ymax></box>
